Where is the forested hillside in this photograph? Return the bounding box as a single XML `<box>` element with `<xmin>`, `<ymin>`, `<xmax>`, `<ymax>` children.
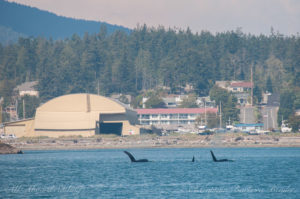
<box><xmin>0</xmin><ymin>25</ymin><xmax>299</xmax><ymax>107</ymax></box>
<box><xmin>0</xmin><ymin>0</ymin><xmax>130</xmax><ymax>44</ymax></box>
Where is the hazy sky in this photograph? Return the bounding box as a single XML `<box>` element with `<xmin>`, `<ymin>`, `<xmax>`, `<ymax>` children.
<box><xmin>7</xmin><ymin>0</ymin><xmax>300</xmax><ymax>35</ymax></box>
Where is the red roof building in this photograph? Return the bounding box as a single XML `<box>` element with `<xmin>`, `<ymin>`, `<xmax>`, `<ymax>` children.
<box><xmin>230</xmin><ymin>82</ymin><xmax>253</xmax><ymax>88</ymax></box>
<box><xmin>136</xmin><ymin>108</ymin><xmax>218</xmax><ymax>127</ymax></box>
<box><xmin>136</xmin><ymin>108</ymin><xmax>217</xmax><ymax>115</ymax></box>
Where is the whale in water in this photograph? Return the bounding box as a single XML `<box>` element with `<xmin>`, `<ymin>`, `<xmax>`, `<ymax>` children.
<box><xmin>210</xmin><ymin>150</ymin><xmax>234</xmax><ymax>162</ymax></box>
<box><xmin>124</xmin><ymin>151</ymin><xmax>149</xmax><ymax>162</ymax></box>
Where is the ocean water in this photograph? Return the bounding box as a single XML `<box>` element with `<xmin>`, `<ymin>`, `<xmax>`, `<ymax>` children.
<box><xmin>0</xmin><ymin>147</ymin><xmax>299</xmax><ymax>198</ymax></box>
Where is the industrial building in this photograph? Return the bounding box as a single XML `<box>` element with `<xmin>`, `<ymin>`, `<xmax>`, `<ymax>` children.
<box><xmin>3</xmin><ymin>94</ymin><xmax>140</xmax><ymax>137</ymax></box>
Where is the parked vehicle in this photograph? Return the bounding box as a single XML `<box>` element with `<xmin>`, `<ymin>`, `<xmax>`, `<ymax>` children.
<box><xmin>8</xmin><ymin>134</ymin><xmax>16</xmax><ymax>139</ymax></box>
<box><xmin>198</xmin><ymin>130</ymin><xmax>214</xmax><ymax>135</ymax></box>
<box><xmin>281</xmin><ymin>120</ymin><xmax>292</xmax><ymax>133</ymax></box>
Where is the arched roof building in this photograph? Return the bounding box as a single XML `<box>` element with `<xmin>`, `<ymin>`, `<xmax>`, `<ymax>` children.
<box><xmin>4</xmin><ymin>94</ymin><xmax>140</xmax><ymax>137</ymax></box>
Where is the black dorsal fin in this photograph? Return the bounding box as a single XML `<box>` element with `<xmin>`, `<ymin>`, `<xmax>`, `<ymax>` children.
<box><xmin>124</xmin><ymin>151</ymin><xmax>136</xmax><ymax>162</ymax></box>
<box><xmin>210</xmin><ymin>150</ymin><xmax>217</xmax><ymax>162</ymax></box>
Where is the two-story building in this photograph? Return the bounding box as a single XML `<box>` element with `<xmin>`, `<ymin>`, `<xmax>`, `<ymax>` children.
<box><xmin>136</xmin><ymin>108</ymin><xmax>218</xmax><ymax>129</ymax></box>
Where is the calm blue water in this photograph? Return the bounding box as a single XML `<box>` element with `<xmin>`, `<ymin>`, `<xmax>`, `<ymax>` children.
<box><xmin>0</xmin><ymin>148</ymin><xmax>299</xmax><ymax>198</ymax></box>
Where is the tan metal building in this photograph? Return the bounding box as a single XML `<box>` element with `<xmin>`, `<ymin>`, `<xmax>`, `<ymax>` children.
<box><xmin>3</xmin><ymin>94</ymin><xmax>140</xmax><ymax>137</ymax></box>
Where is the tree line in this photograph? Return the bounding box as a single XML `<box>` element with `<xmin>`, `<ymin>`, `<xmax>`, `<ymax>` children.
<box><xmin>0</xmin><ymin>25</ymin><xmax>299</xmax><ymax>127</ymax></box>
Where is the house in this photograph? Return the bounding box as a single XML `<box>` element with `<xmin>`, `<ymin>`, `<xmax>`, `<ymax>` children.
<box><xmin>142</xmin><ymin>94</ymin><xmax>189</xmax><ymax>108</ymax></box>
<box><xmin>163</xmin><ymin>97</ymin><xmax>177</xmax><ymax>108</ymax></box>
<box><xmin>215</xmin><ymin>81</ymin><xmax>253</xmax><ymax>93</ymax></box>
<box><xmin>215</xmin><ymin>81</ymin><xmax>253</xmax><ymax>105</ymax></box>
<box><xmin>230</xmin><ymin>82</ymin><xmax>253</xmax><ymax>93</ymax></box>
<box><xmin>196</xmin><ymin>96</ymin><xmax>215</xmax><ymax>108</ymax></box>
<box><xmin>14</xmin><ymin>81</ymin><xmax>39</xmax><ymax>97</ymax></box>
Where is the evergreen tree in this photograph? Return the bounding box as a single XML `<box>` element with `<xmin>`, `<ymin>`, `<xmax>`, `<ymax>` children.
<box><xmin>0</xmin><ymin>25</ymin><xmax>298</xmax><ymax>110</ymax></box>
<box><xmin>277</xmin><ymin>90</ymin><xmax>295</xmax><ymax>125</ymax></box>
<box><xmin>209</xmin><ymin>86</ymin><xmax>239</xmax><ymax>123</ymax></box>
<box><xmin>17</xmin><ymin>95</ymin><xmax>40</xmax><ymax>119</ymax></box>
<box><xmin>253</xmin><ymin>85</ymin><xmax>262</xmax><ymax>104</ymax></box>
<box><xmin>145</xmin><ymin>95</ymin><xmax>166</xmax><ymax>108</ymax></box>
<box><xmin>266</xmin><ymin>76</ymin><xmax>273</xmax><ymax>93</ymax></box>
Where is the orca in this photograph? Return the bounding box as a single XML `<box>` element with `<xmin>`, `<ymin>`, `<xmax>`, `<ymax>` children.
<box><xmin>124</xmin><ymin>151</ymin><xmax>149</xmax><ymax>162</ymax></box>
<box><xmin>210</xmin><ymin>150</ymin><xmax>233</xmax><ymax>162</ymax></box>
<box><xmin>192</xmin><ymin>156</ymin><xmax>195</xmax><ymax>162</ymax></box>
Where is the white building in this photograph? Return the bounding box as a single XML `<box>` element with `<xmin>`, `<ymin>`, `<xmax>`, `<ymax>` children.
<box><xmin>215</xmin><ymin>81</ymin><xmax>252</xmax><ymax>93</ymax></box>
<box><xmin>14</xmin><ymin>81</ymin><xmax>39</xmax><ymax>97</ymax></box>
<box><xmin>235</xmin><ymin>123</ymin><xmax>264</xmax><ymax>133</ymax></box>
<box><xmin>136</xmin><ymin>108</ymin><xmax>218</xmax><ymax>129</ymax></box>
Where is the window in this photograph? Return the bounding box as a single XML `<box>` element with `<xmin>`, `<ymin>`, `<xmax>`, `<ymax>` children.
<box><xmin>167</xmin><ymin>102</ymin><xmax>176</xmax><ymax>106</ymax></box>
<box><xmin>141</xmin><ymin>114</ymin><xmax>150</xmax><ymax>119</ymax></box>
<box><xmin>179</xmin><ymin>114</ymin><xmax>188</xmax><ymax>119</ymax></box>
<box><xmin>151</xmin><ymin>114</ymin><xmax>158</xmax><ymax>119</ymax></box>
<box><xmin>179</xmin><ymin>120</ymin><xmax>188</xmax><ymax>124</ymax></box>
<box><xmin>161</xmin><ymin>114</ymin><xmax>168</xmax><ymax>119</ymax></box>
<box><xmin>189</xmin><ymin>114</ymin><xmax>196</xmax><ymax>118</ymax></box>
<box><xmin>169</xmin><ymin>114</ymin><xmax>178</xmax><ymax>119</ymax></box>
<box><xmin>141</xmin><ymin>121</ymin><xmax>150</xmax><ymax>125</ymax></box>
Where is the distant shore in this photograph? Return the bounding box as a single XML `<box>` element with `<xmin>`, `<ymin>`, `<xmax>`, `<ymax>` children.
<box><xmin>2</xmin><ymin>133</ymin><xmax>300</xmax><ymax>151</ymax></box>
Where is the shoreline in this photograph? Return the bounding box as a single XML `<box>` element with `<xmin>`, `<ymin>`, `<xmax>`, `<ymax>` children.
<box><xmin>3</xmin><ymin>133</ymin><xmax>300</xmax><ymax>151</ymax></box>
<box><xmin>16</xmin><ymin>145</ymin><xmax>300</xmax><ymax>152</ymax></box>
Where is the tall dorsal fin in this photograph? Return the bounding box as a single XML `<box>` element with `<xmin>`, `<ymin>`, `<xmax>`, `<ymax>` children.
<box><xmin>124</xmin><ymin>151</ymin><xmax>136</xmax><ymax>162</ymax></box>
<box><xmin>210</xmin><ymin>150</ymin><xmax>217</xmax><ymax>162</ymax></box>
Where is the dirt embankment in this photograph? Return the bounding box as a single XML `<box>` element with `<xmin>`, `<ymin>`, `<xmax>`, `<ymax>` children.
<box><xmin>3</xmin><ymin>133</ymin><xmax>300</xmax><ymax>150</ymax></box>
<box><xmin>0</xmin><ymin>142</ymin><xmax>23</xmax><ymax>154</ymax></box>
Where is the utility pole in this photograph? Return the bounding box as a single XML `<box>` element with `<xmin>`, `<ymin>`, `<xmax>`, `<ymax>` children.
<box><xmin>23</xmin><ymin>99</ymin><xmax>25</xmax><ymax>119</ymax></box>
<box><xmin>243</xmin><ymin>108</ymin><xmax>246</xmax><ymax>123</ymax></box>
<box><xmin>267</xmin><ymin>111</ymin><xmax>269</xmax><ymax>130</ymax></box>
<box><xmin>204</xmin><ymin>101</ymin><xmax>207</xmax><ymax>126</ymax></box>
<box><xmin>219</xmin><ymin>101</ymin><xmax>222</xmax><ymax>128</ymax></box>
<box><xmin>251</xmin><ymin>65</ymin><xmax>253</xmax><ymax>106</ymax></box>
<box><xmin>16</xmin><ymin>99</ymin><xmax>18</xmax><ymax>120</ymax></box>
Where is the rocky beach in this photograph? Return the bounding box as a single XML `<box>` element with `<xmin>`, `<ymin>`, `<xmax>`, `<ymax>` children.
<box><xmin>0</xmin><ymin>142</ymin><xmax>23</xmax><ymax>154</ymax></box>
<box><xmin>1</xmin><ymin>133</ymin><xmax>300</xmax><ymax>151</ymax></box>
